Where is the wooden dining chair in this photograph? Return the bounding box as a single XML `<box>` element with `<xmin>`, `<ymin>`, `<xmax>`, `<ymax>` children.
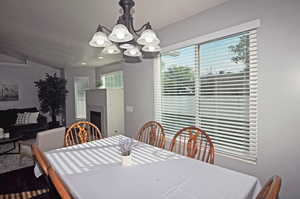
<box><xmin>136</xmin><ymin>121</ymin><xmax>166</xmax><ymax>148</ymax></box>
<box><xmin>48</xmin><ymin>167</ymin><xmax>73</xmax><ymax>199</ymax></box>
<box><xmin>64</xmin><ymin>121</ymin><xmax>103</xmax><ymax>146</ymax></box>
<box><xmin>256</xmin><ymin>176</ymin><xmax>282</xmax><ymax>199</ymax></box>
<box><xmin>31</xmin><ymin>144</ymin><xmax>50</xmax><ymax>176</ymax></box>
<box><xmin>169</xmin><ymin>126</ymin><xmax>215</xmax><ymax>164</ymax></box>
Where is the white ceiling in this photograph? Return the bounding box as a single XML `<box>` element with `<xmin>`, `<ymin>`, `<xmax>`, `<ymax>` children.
<box><xmin>0</xmin><ymin>0</ymin><xmax>228</xmax><ymax>68</ymax></box>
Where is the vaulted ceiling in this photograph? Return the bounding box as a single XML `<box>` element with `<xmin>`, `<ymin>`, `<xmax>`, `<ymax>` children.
<box><xmin>0</xmin><ymin>0</ymin><xmax>228</xmax><ymax>68</ymax></box>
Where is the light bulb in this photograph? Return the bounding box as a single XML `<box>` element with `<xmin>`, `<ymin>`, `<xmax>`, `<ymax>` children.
<box><xmin>148</xmin><ymin>46</ymin><xmax>155</xmax><ymax>51</ymax></box>
<box><xmin>137</xmin><ymin>29</ymin><xmax>160</xmax><ymax>45</ymax></box>
<box><xmin>96</xmin><ymin>39</ymin><xmax>105</xmax><ymax>46</ymax></box>
<box><xmin>116</xmin><ymin>31</ymin><xmax>125</xmax><ymax>39</ymax></box>
<box><xmin>142</xmin><ymin>45</ymin><xmax>161</xmax><ymax>52</ymax></box>
<box><xmin>130</xmin><ymin>48</ymin><xmax>138</xmax><ymax>55</ymax></box>
<box><xmin>120</xmin><ymin>43</ymin><xmax>134</xmax><ymax>49</ymax></box>
<box><xmin>145</xmin><ymin>36</ymin><xmax>154</xmax><ymax>43</ymax></box>
<box><xmin>89</xmin><ymin>31</ymin><xmax>111</xmax><ymax>47</ymax></box>
<box><xmin>108</xmin><ymin>49</ymin><xmax>115</xmax><ymax>54</ymax></box>
<box><xmin>109</xmin><ymin>24</ymin><xmax>133</xmax><ymax>43</ymax></box>
<box><xmin>102</xmin><ymin>44</ymin><xmax>120</xmax><ymax>55</ymax></box>
<box><xmin>124</xmin><ymin>46</ymin><xmax>142</xmax><ymax>57</ymax></box>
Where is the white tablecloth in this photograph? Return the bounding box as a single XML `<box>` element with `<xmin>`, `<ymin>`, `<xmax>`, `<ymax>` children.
<box><xmin>38</xmin><ymin>135</ymin><xmax>261</xmax><ymax>199</ymax></box>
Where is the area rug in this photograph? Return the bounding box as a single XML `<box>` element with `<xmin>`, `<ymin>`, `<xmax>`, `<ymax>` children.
<box><xmin>0</xmin><ymin>166</ymin><xmax>49</xmax><ymax>199</ymax></box>
<box><xmin>0</xmin><ymin>140</ymin><xmax>34</xmax><ymax>174</ymax></box>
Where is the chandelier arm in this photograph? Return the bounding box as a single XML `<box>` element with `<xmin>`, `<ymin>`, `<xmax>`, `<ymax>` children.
<box><xmin>129</xmin><ymin>20</ymin><xmax>141</xmax><ymax>37</ymax></box>
<box><xmin>133</xmin><ymin>22</ymin><xmax>152</xmax><ymax>34</ymax></box>
<box><xmin>97</xmin><ymin>25</ymin><xmax>112</xmax><ymax>33</ymax></box>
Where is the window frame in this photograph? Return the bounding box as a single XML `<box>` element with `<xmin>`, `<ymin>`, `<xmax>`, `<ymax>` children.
<box><xmin>154</xmin><ymin>20</ymin><xmax>260</xmax><ymax>163</ymax></box>
<box><xmin>100</xmin><ymin>71</ymin><xmax>124</xmax><ymax>89</ymax></box>
<box><xmin>161</xmin><ymin>20</ymin><xmax>260</xmax><ymax>53</ymax></box>
<box><xmin>74</xmin><ymin>76</ymin><xmax>90</xmax><ymax>120</ymax></box>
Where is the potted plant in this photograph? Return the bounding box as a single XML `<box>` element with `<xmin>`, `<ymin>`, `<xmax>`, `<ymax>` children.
<box><xmin>34</xmin><ymin>73</ymin><xmax>68</xmax><ymax>128</ymax></box>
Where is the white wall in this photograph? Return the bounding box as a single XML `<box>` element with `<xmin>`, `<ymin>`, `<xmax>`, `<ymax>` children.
<box><xmin>0</xmin><ymin>58</ymin><xmax>59</xmax><ymax>111</ymax></box>
<box><xmin>123</xmin><ymin>60</ymin><xmax>154</xmax><ymax>137</ymax></box>
<box><xmin>65</xmin><ymin>67</ymin><xmax>96</xmax><ymax>126</ymax></box>
<box><xmin>122</xmin><ymin>0</ymin><xmax>300</xmax><ymax>198</ymax></box>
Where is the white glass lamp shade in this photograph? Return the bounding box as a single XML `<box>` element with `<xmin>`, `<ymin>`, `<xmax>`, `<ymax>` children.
<box><xmin>142</xmin><ymin>45</ymin><xmax>161</xmax><ymax>52</ymax></box>
<box><xmin>108</xmin><ymin>24</ymin><xmax>133</xmax><ymax>43</ymax></box>
<box><xmin>137</xmin><ymin>29</ymin><xmax>160</xmax><ymax>45</ymax></box>
<box><xmin>119</xmin><ymin>43</ymin><xmax>135</xmax><ymax>49</ymax></box>
<box><xmin>89</xmin><ymin>31</ymin><xmax>111</xmax><ymax>47</ymax></box>
<box><xmin>102</xmin><ymin>44</ymin><xmax>121</xmax><ymax>54</ymax></box>
<box><xmin>124</xmin><ymin>46</ymin><xmax>142</xmax><ymax>57</ymax></box>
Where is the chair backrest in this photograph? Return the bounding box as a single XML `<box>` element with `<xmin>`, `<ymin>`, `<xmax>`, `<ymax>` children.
<box><xmin>31</xmin><ymin>144</ymin><xmax>50</xmax><ymax>176</ymax></box>
<box><xmin>136</xmin><ymin>121</ymin><xmax>166</xmax><ymax>148</ymax></box>
<box><xmin>169</xmin><ymin>126</ymin><xmax>215</xmax><ymax>164</ymax></box>
<box><xmin>48</xmin><ymin>167</ymin><xmax>73</xmax><ymax>199</ymax></box>
<box><xmin>37</xmin><ymin>127</ymin><xmax>66</xmax><ymax>151</ymax></box>
<box><xmin>64</xmin><ymin>121</ymin><xmax>103</xmax><ymax>146</ymax></box>
<box><xmin>256</xmin><ymin>176</ymin><xmax>282</xmax><ymax>199</ymax></box>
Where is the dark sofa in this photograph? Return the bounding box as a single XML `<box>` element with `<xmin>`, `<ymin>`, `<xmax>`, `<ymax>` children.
<box><xmin>0</xmin><ymin>107</ymin><xmax>48</xmax><ymax>140</ymax></box>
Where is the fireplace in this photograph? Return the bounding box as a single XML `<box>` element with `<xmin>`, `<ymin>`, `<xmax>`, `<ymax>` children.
<box><xmin>86</xmin><ymin>89</ymin><xmax>124</xmax><ymax>137</ymax></box>
<box><xmin>90</xmin><ymin>111</ymin><xmax>102</xmax><ymax>132</ymax></box>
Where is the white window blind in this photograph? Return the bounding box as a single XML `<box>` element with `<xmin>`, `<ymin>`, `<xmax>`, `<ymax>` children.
<box><xmin>155</xmin><ymin>46</ymin><xmax>197</xmax><ymax>135</ymax></box>
<box><xmin>155</xmin><ymin>29</ymin><xmax>258</xmax><ymax>162</ymax></box>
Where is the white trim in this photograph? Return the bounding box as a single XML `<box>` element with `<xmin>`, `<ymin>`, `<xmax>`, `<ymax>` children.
<box><xmin>162</xmin><ymin>19</ymin><xmax>260</xmax><ymax>52</ymax></box>
<box><xmin>74</xmin><ymin>76</ymin><xmax>90</xmax><ymax>120</ymax></box>
<box><xmin>100</xmin><ymin>70</ymin><xmax>124</xmax><ymax>89</ymax></box>
<box><xmin>102</xmin><ymin>70</ymin><xmax>123</xmax><ymax>76</ymax></box>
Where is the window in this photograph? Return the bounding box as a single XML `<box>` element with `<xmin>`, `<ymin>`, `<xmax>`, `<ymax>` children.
<box><xmin>74</xmin><ymin>76</ymin><xmax>90</xmax><ymax>119</ymax></box>
<box><xmin>100</xmin><ymin>71</ymin><xmax>123</xmax><ymax>88</ymax></box>
<box><xmin>155</xmin><ymin>28</ymin><xmax>258</xmax><ymax>162</ymax></box>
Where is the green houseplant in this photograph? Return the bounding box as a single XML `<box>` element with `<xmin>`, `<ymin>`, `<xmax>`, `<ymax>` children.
<box><xmin>34</xmin><ymin>73</ymin><xmax>68</xmax><ymax>128</ymax></box>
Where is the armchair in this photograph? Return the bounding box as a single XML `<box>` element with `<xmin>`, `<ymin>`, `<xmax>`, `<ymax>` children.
<box><xmin>19</xmin><ymin>127</ymin><xmax>66</xmax><ymax>163</ymax></box>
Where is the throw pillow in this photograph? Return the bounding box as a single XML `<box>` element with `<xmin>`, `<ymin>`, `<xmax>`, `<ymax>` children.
<box><xmin>15</xmin><ymin>112</ymin><xmax>39</xmax><ymax>125</ymax></box>
<box><xmin>15</xmin><ymin>113</ymin><xmax>25</xmax><ymax>125</ymax></box>
<box><xmin>23</xmin><ymin>112</ymin><xmax>31</xmax><ymax>124</ymax></box>
<box><xmin>28</xmin><ymin>112</ymin><xmax>39</xmax><ymax>124</ymax></box>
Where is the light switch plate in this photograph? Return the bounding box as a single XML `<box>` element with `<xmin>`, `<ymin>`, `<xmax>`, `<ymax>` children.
<box><xmin>126</xmin><ymin>106</ymin><xmax>134</xmax><ymax>112</ymax></box>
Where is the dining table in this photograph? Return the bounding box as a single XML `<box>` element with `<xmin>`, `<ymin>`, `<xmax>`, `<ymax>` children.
<box><xmin>35</xmin><ymin>135</ymin><xmax>261</xmax><ymax>199</ymax></box>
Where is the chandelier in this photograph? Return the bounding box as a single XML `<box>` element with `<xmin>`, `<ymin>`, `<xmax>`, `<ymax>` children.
<box><xmin>89</xmin><ymin>0</ymin><xmax>161</xmax><ymax>63</ymax></box>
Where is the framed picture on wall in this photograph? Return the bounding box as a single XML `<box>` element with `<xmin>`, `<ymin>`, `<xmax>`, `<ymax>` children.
<box><xmin>0</xmin><ymin>82</ymin><xmax>19</xmax><ymax>101</ymax></box>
